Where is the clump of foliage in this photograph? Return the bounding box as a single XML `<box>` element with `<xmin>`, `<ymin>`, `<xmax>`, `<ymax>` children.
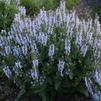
<box><xmin>20</xmin><ymin>0</ymin><xmax>42</xmax><ymax>16</ymax></box>
<box><xmin>43</xmin><ymin>0</ymin><xmax>60</xmax><ymax>10</ymax></box>
<box><xmin>20</xmin><ymin>0</ymin><xmax>81</xmax><ymax>16</ymax></box>
<box><xmin>0</xmin><ymin>1</ymin><xmax>100</xmax><ymax>101</ymax></box>
<box><xmin>0</xmin><ymin>0</ymin><xmax>17</xmax><ymax>32</ymax></box>
<box><xmin>65</xmin><ymin>0</ymin><xmax>81</xmax><ymax>9</ymax></box>
<box><xmin>20</xmin><ymin>0</ymin><xmax>59</xmax><ymax>16</ymax></box>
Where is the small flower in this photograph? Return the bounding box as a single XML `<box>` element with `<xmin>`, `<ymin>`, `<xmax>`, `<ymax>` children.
<box><xmin>58</xmin><ymin>60</ymin><xmax>65</xmax><ymax>76</ymax></box>
<box><xmin>15</xmin><ymin>34</ymin><xmax>20</xmax><ymax>44</ymax></box>
<box><xmin>14</xmin><ymin>14</ymin><xmax>21</xmax><ymax>22</ymax></box>
<box><xmin>13</xmin><ymin>67</ymin><xmax>19</xmax><ymax>76</ymax></box>
<box><xmin>30</xmin><ymin>69</ymin><xmax>38</xmax><ymax>80</ymax></box>
<box><xmin>31</xmin><ymin>43</ymin><xmax>38</xmax><ymax>53</ymax></box>
<box><xmin>21</xmin><ymin>46</ymin><xmax>28</xmax><ymax>55</ymax></box>
<box><xmin>19</xmin><ymin>7</ymin><xmax>26</xmax><ymax>16</ymax></box>
<box><xmin>43</xmin><ymin>35</ymin><xmax>48</xmax><ymax>46</ymax></box>
<box><xmin>32</xmin><ymin>59</ymin><xmax>39</xmax><ymax>68</ymax></box>
<box><xmin>65</xmin><ymin>39</ymin><xmax>71</xmax><ymax>54</ymax></box>
<box><xmin>87</xmin><ymin>32</ymin><xmax>93</xmax><ymax>42</ymax></box>
<box><xmin>4</xmin><ymin>46</ymin><xmax>11</xmax><ymax>55</ymax></box>
<box><xmin>76</xmin><ymin>32</ymin><xmax>82</xmax><ymax>46</ymax></box>
<box><xmin>13</xmin><ymin>46</ymin><xmax>19</xmax><ymax>56</ymax></box>
<box><xmin>81</xmin><ymin>44</ymin><xmax>88</xmax><ymax>56</ymax></box>
<box><xmin>95</xmin><ymin>69</ymin><xmax>101</xmax><ymax>86</ymax></box>
<box><xmin>48</xmin><ymin>44</ymin><xmax>55</xmax><ymax>57</ymax></box>
<box><xmin>3</xmin><ymin>66</ymin><xmax>12</xmax><ymax>78</ymax></box>
<box><xmin>15</xmin><ymin>61</ymin><xmax>22</xmax><ymax>69</ymax></box>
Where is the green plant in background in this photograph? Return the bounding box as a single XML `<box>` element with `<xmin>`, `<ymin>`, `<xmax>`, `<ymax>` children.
<box><xmin>43</xmin><ymin>0</ymin><xmax>60</xmax><ymax>10</ymax></box>
<box><xmin>0</xmin><ymin>0</ymin><xmax>17</xmax><ymax>32</ymax></box>
<box><xmin>65</xmin><ymin>0</ymin><xmax>81</xmax><ymax>9</ymax></box>
<box><xmin>20</xmin><ymin>0</ymin><xmax>43</xmax><ymax>16</ymax></box>
<box><xmin>20</xmin><ymin>0</ymin><xmax>60</xmax><ymax>16</ymax></box>
<box><xmin>20</xmin><ymin>0</ymin><xmax>81</xmax><ymax>16</ymax></box>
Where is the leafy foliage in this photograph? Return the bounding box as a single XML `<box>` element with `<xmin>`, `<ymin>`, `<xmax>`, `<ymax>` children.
<box><xmin>20</xmin><ymin>0</ymin><xmax>42</xmax><ymax>16</ymax></box>
<box><xmin>65</xmin><ymin>0</ymin><xmax>81</xmax><ymax>9</ymax></box>
<box><xmin>0</xmin><ymin>0</ymin><xmax>17</xmax><ymax>32</ymax></box>
<box><xmin>43</xmin><ymin>0</ymin><xmax>60</xmax><ymax>10</ymax></box>
<box><xmin>20</xmin><ymin>0</ymin><xmax>59</xmax><ymax>16</ymax></box>
<box><xmin>20</xmin><ymin>0</ymin><xmax>81</xmax><ymax>16</ymax></box>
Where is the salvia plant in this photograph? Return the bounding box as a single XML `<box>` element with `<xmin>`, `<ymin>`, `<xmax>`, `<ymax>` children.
<box><xmin>0</xmin><ymin>1</ymin><xmax>101</xmax><ymax>101</ymax></box>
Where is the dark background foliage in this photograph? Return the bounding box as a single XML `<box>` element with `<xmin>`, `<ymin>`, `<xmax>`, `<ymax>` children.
<box><xmin>0</xmin><ymin>1</ymin><xmax>17</xmax><ymax>32</ymax></box>
<box><xmin>82</xmin><ymin>0</ymin><xmax>101</xmax><ymax>22</ymax></box>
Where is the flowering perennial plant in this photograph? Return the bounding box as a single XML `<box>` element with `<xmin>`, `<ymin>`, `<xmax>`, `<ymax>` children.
<box><xmin>0</xmin><ymin>1</ymin><xmax>101</xmax><ymax>100</ymax></box>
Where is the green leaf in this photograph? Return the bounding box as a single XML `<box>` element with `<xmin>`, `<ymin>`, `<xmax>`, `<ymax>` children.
<box><xmin>54</xmin><ymin>77</ymin><xmax>61</xmax><ymax>90</ymax></box>
<box><xmin>16</xmin><ymin>85</ymin><xmax>26</xmax><ymax>101</ymax></box>
<box><xmin>0</xmin><ymin>67</ymin><xmax>3</xmax><ymax>77</ymax></box>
